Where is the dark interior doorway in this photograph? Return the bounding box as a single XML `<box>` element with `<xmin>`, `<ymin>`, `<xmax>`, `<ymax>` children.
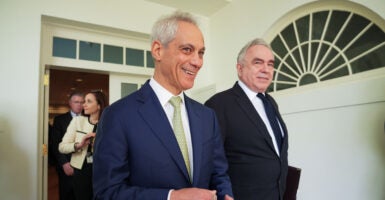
<box><xmin>47</xmin><ymin>68</ymin><xmax>109</xmax><ymax>200</ymax></box>
<box><xmin>48</xmin><ymin>69</ymin><xmax>109</xmax><ymax>123</ymax></box>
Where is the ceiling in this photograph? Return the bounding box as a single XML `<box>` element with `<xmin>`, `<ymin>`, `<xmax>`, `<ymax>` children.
<box><xmin>49</xmin><ymin>69</ymin><xmax>109</xmax><ymax>107</ymax></box>
<box><xmin>49</xmin><ymin>0</ymin><xmax>232</xmax><ymax>111</ymax></box>
<box><xmin>145</xmin><ymin>0</ymin><xmax>232</xmax><ymax>16</ymax></box>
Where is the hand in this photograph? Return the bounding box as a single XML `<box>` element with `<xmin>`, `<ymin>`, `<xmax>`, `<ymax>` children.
<box><xmin>225</xmin><ymin>194</ymin><xmax>234</xmax><ymax>200</ymax></box>
<box><xmin>62</xmin><ymin>162</ymin><xmax>74</xmax><ymax>176</ymax></box>
<box><xmin>77</xmin><ymin>132</ymin><xmax>96</xmax><ymax>148</ymax></box>
<box><xmin>170</xmin><ymin>188</ymin><xmax>217</xmax><ymax>200</ymax></box>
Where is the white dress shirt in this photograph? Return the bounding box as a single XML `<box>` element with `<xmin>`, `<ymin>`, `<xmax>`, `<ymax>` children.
<box><xmin>238</xmin><ymin>80</ymin><xmax>283</xmax><ymax>156</ymax></box>
<box><xmin>149</xmin><ymin>78</ymin><xmax>194</xmax><ymax>176</ymax></box>
<box><xmin>150</xmin><ymin>78</ymin><xmax>195</xmax><ymax>199</ymax></box>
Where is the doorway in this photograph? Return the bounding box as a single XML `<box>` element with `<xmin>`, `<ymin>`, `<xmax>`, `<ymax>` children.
<box><xmin>47</xmin><ymin>68</ymin><xmax>109</xmax><ymax>200</ymax></box>
<box><xmin>40</xmin><ymin>16</ymin><xmax>152</xmax><ymax>199</ymax></box>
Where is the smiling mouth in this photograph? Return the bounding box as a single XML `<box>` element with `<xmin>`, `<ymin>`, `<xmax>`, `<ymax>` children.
<box><xmin>257</xmin><ymin>73</ymin><xmax>269</xmax><ymax>80</ymax></box>
<box><xmin>182</xmin><ymin>67</ymin><xmax>196</xmax><ymax>76</ymax></box>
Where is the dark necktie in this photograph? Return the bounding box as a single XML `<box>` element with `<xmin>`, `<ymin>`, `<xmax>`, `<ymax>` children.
<box><xmin>257</xmin><ymin>93</ymin><xmax>283</xmax><ymax>151</ymax></box>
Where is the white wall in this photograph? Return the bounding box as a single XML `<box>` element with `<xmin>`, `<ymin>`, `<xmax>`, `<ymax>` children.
<box><xmin>0</xmin><ymin>0</ymin><xmax>384</xmax><ymax>199</ymax></box>
<box><xmin>275</xmin><ymin>69</ymin><xmax>385</xmax><ymax>199</ymax></box>
<box><xmin>0</xmin><ymin>1</ymin><xmax>42</xmax><ymax>199</ymax></box>
<box><xmin>208</xmin><ymin>0</ymin><xmax>385</xmax><ymax>199</ymax></box>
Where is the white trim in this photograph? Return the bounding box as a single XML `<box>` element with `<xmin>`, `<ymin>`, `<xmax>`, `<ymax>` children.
<box><xmin>263</xmin><ymin>1</ymin><xmax>385</xmax><ymax>41</ymax></box>
<box><xmin>263</xmin><ymin>1</ymin><xmax>385</xmax><ymax>92</ymax></box>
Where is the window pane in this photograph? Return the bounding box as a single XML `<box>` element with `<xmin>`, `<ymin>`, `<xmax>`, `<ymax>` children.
<box><xmin>52</xmin><ymin>37</ymin><xmax>76</xmax><ymax>59</ymax></box>
<box><xmin>336</xmin><ymin>14</ymin><xmax>370</xmax><ymax>49</ymax></box>
<box><xmin>351</xmin><ymin>45</ymin><xmax>385</xmax><ymax>73</ymax></box>
<box><xmin>121</xmin><ymin>83</ymin><xmax>138</xmax><ymax>98</ymax></box>
<box><xmin>325</xmin><ymin>11</ymin><xmax>349</xmax><ymax>42</ymax></box>
<box><xmin>296</xmin><ymin>15</ymin><xmax>309</xmax><ymax>43</ymax></box>
<box><xmin>126</xmin><ymin>48</ymin><xmax>144</xmax><ymax>67</ymax></box>
<box><xmin>281</xmin><ymin>24</ymin><xmax>297</xmax><ymax>49</ymax></box>
<box><xmin>312</xmin><ymin>11</ymin><xmax>328</xmax><ymax>40</ymax></box>
<box><xmin>321</xmin><ymin>66</ymin><xmax>349</xmax><ymax>81</ymax></box>
<box><xmin>345</xmin><ymin>25</ymin><xmax>385</xmax><ymax>59</ymax></box>
<box><xmin>104</xmin><ymin>44</ymin><xmax>123</xmax><ymax>64</ymax></box>
<box><xmin>271</xmin><ymin>37</ymin><xmax>287</xmax><ymax>59</ymax></box>
<box><xmin>276</xmin><ymin>83</ymin><xmax>295</xmax><ymax>91</ymax></box>
<box><xmin>146</xmin><ymin>51</ymin><xmax>154</xmax><ymax>68</ymax></box>
<box><xmin>299</xmin><ymin>73</ymin><xmax>318</xmax><ymax>86</ymax></box>
<box><xmin>79</xmin><ymin>41</ymin><xmax>100</xmax><ymax>62</ymax></box>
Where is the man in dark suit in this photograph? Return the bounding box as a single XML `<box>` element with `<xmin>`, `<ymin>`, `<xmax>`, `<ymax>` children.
<box><xmin>93</xmin><ymin>11</ymin><xmax>233</xmax><ymax>200</ymax></box>
<box><xmin>205</xmin><ymin>38</ymin><xmax>289</xmax><ymax>200</ymax></box>
<box><xmin>52</xmin><ymin>92</ymin><xmax>84</xmax><ymax>200</ymax></box>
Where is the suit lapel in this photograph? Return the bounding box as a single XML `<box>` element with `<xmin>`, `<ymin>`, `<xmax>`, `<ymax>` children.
<box><xmin>64</xmin><ymin>112</ymin><xmax>73</xmax><ymax>126</ymax></box>
<box><xmin>266</xmin><ymin>93</ymin><xmax>289</xmax><ymax>154</ymax></box>
<box><xmin>233</xmin><ymin>83</ymin><xmax>277</xmax><ymax>154</ymax></box>
<box><xmin>137</xmin><ymin>83</ymin><xmax>191</xmax><ymax>182</ymax></box>
<box><xmin>184</xmin><ymin>95</ymin><xmax>203</xmax><ymax>185</ymax></box>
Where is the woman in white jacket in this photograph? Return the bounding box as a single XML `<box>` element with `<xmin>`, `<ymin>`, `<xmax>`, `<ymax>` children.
<box><xmin>59</xmin><ymin>90</ymin><xmax>107</xmax><ymax>200</ymax></box>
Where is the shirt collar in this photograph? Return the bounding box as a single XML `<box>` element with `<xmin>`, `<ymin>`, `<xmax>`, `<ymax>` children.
<box><xmin>149</xmin><ymin>77</ymin><xmax>185</xmax><ymax>107</ymax></box>
<box><xmin>70</xmin><ymin>110</ymin><xmax>79</xmax><ymax>117</ymax></box>
<box><xmin>238</xmin><ymin>80</ymin><xmax>265</xmax><ymax>101</ymax></box>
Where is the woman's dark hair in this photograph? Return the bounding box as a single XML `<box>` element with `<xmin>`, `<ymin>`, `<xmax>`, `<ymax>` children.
<box><xmin>82</xmin><ymin>90</ymin><xmax>108</xmax><ymax>119</ymax></box>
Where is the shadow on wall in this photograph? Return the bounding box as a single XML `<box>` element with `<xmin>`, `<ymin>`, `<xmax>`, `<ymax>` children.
<box><xmin>0</xmin><ymin>117</ymin><xmax>31</xmax><ymax>199</ymax></box>
<box><xmin>382</xmin><ymin>120</ymin><xmax>385</xmax><ymax>200</ymax></box>
<box><xmin>374</xmin><ymin>114</ymin><xmax>385</xmax><ymax>200</ymax></box>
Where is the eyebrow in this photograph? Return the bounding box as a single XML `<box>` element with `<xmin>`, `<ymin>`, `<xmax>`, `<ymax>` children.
<box><xmin>179</xmin><ymin>43</ymin><xmax>206</xmax><ymax>52</ymax></box>
<box><xmin>253</xmin><ymin>57</ymin><xmax>274</xmax><ymax>63</ymax></box>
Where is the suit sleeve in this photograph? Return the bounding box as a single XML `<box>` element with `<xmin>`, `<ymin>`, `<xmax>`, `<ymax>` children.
<box><xmin>92</xmin><ymin>106</ymin><xmax>170</xmax><ymax>200</ymax></box>
<box><xmin>205</xmin><ymin>96</ymin><xmax>227</xmax><ymax>142</ymax></box>
<box><xmin>52</xmin><ymin>116</ymin><xmax>71</xmax><ymax>166</ymax></box>
<box><xmin>209</xmin><ymin>109</ymin><xmax>233</xmax><ymax>199</ymax></box>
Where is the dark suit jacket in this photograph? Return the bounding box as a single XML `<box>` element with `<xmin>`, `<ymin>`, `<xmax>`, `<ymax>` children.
<box><xmin>205</xmin><ymin>82</ymin><xmax>288</xmax><ymax>200</ymax></box>
<box><xmin>52</xmin><ymin>112</ymin><xmax>73</xmax><ymax>167</ymax></box>
<box><xmin>93</xmin><ymin>81</ymin><xmax>233</xmax><ymax>200</ymax></box>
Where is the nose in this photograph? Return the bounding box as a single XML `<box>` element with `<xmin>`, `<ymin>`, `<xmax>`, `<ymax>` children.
<box><xmin>261</xmin><ymin>63</ymin><xmax>272</xmax><ymax>72</ymax></box>
<box><xmin>190</xmin><ymin>52</ymin><xmax>203</xmax><ymax>69</ymax></box>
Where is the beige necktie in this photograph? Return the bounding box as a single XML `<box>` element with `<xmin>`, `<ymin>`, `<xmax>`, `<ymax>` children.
<box><xmin>169</xmin><ymin>96</ymin><xmax>191</xmax><ymax>178</ymax></box>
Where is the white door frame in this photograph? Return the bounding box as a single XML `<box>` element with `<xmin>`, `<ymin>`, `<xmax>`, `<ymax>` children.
<box><xmin>39</xmin><ymin>15</ymin><xmax>152</xmax><ymax>200</ymax></box>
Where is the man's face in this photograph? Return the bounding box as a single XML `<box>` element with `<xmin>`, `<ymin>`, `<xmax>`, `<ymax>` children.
<box><xmin>69</xmin><ymin>95</ymin><xmax>84</xmax><ymax>115</ymax></box>
<box><xmin>152</xmin><ymin>21</ymin><xmax>205</xmax><ymax>95</ymax></box>
<box><xmin>237</xmin><ymin>45</ymin><xmax>275</xmax><ymax>93</ymax></box>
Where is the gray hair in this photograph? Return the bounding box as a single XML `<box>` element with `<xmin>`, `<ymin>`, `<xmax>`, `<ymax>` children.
<box><xmin>150</xmin><ymin>11</ymin><xmax>199</xmax><ymax>47</ymax></box>
<box><xmin>237</xmin><ymin>38</ymin><xmax>272</xmax><ymax>64</ymax></box>
<box><xmin>69</xmin><ymin>91</ymin><xmax>84</xmax><ymax>100</ymax></box>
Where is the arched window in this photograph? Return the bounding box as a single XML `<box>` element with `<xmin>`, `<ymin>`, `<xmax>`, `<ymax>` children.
<box><xmin>264</xmin><ymin>1</ymin><xmax>385</xmax><ymax>92</ymax></box>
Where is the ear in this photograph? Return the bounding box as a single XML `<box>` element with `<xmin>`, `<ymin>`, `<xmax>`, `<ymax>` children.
<box><xmin>151</xmin><ymin>40</ymin><xmax>162</xmax><ymax>61</ymax></box>
<box><xmin>236</xmin><ymin>63</ymin><xmax>243</xmax><ymax>76</ymax></box>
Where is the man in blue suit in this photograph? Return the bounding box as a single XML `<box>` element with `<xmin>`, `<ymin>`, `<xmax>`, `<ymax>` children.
<box><xmin>93</xmin><ymin>11</ymin><xmax>233</xmax><ymax>200</ymax></box>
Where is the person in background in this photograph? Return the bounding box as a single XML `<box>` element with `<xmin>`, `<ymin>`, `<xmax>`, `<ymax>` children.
<box><xmin>93</xmin><ymin>11</ymin><xmax>233</xmax><ymax>200</ymax></box>
<box><xmin>205</xmin><ymin>38</ymin><xmax>289</xmax><ymax>200</ymax></box>
<box><xmin>52</xmin><ymin>92</ymin><xmax>84</xmax><ymax>200</ymax></box>
<box><xmin>59</xmin><ymin>90</ymin><xmax>107</xmax><ymax>200</ymax></box>
<box><xmin>48</xmin><ymin>123</ymin><xmax>56</xmax><ymax>166</ymax></box>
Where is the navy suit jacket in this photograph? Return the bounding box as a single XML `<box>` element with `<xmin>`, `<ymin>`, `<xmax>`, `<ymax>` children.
<box><xmin>93</xmin><ymin>81</ymin><xmax>232</xmax><ymax>200</ymax></box>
